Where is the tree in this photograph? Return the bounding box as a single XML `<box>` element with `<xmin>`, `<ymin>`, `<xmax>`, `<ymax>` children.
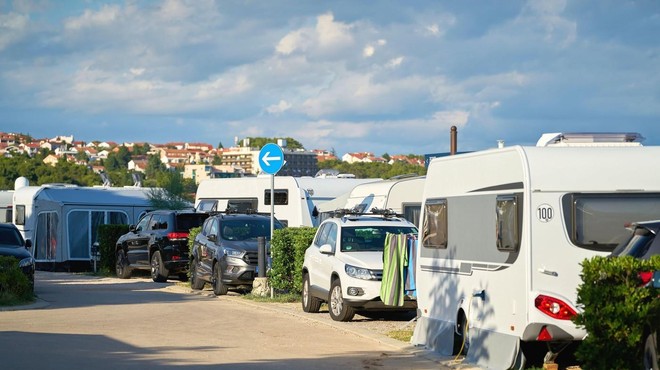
<box><xmin>217</xmin><ymin>141</ymin><xmax>224</xmax><ymax>149</ymax></box>
<box><xmin>241</xmin><ymin>137</ymin><xmax>305</xmax><ymax>150</ymax></box>
<box><xmin>212</xmin><ymin>154</ymin><xmax>223</xmax><ymax>165</ymax></box>
<box><xmin>148</xmin><ymin>171</ymin><xmax>191</xmax><ymax>209</ymax></box>
<box><xmin>145</xmin><ymin>154</ymin><xmax>165</xmax><ymax>179</ymax></box>
<box><xmin>382</xmin><ymin>153</ymin><xmax>391</xmax><ymax>161</ymax></box>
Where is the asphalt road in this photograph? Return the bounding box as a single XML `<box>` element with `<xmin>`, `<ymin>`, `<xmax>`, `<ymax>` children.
<box><xmin>0</xmin><ymin>271</ymin><xmax>459</xmax><ymax>370</ymax></box>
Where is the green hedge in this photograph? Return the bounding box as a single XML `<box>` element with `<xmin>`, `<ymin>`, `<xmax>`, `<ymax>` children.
<box><xmin>269</xmin><ymin>227</ymin><xmax>316</xmax><ymax>294</ymax></box>
<box><xmin>0</xmin><ymin>256</ymin><xmax>33</xmax><ymax>304</ymax></box>
<box><xmin>97</xmin><ymin>224</ymin><xmax>130</xmax><ymax>272</ymax></box>
<box><xmin>573</xmin><ymin>255</ymin><xmax>660</xmax><ymax>369</ymax></box>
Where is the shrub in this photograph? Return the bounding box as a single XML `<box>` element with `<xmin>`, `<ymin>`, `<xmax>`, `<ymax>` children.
<box><xmin>269</xmin><ymin>227</ymin><xmax>316</xmax><ymax>294</ymax></box>
<box><xmin>0</xmin><ymin>256</ymin><xmax>34</xmax><ymax>305</ymax></box>
<box><xmin>97</xmin><ymin>224</ymin><xmax>130</xmax><ymax>272</ymax></box>
<box><xmin>187</xmin><ymin>226</ymin><xmax>202</xmax><ymax>280</ymax></box>
<box><xmin>573</xmin><ymin>255</ymin><xmax>660</xmax><ymax>369</ymax></box>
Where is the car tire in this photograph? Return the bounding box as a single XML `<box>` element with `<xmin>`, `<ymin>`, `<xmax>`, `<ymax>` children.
<box><xmin>115</xmin><ymin>250</ymin><xmax>131</xmax><ymax>279</ymax></box>
<box><xmin>644</xmin><ymin>331</ymin><xmax>659</xmax><ymax>370</ymax></box>
<box><xmin>302</xmin><ymin>273</ymin><xmax>322</xmax><ymax>313</ymax></box>
<box><xmin>190</xmin><ymin>258</ymin><xmax>205</xmax><ymax>290</ymax></box>
<box><xmin>150</xmin><ymin>251</ymin><xmax>168</xmax><ymax>283</ymax></box>
<box><xmin>212</xmin><ymin>261</ymin><xmax>228</xmax><ymax>296</ymax></box>
<box><xmin>328</xmin><ymin>279</ymin><xmax>355</xmax><ymax>322</ymax></box>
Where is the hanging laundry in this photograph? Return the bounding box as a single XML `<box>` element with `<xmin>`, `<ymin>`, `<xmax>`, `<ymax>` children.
<box><xmin>380</xmin><ymin>233</ymin><xmax>408</xmax><ymax>306</ymax></box>
<box><xmin>404</xmin><ymin>235</ymin><xmax>417</xmax><ymax>298</ymax></box>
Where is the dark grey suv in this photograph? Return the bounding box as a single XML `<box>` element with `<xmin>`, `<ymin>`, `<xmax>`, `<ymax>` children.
<box><xmin>190</xmin><ymin>212</ymin><xmax>283</xmax><ymax>295</ymax></box>
<box><xmin>115</xmin><ymin>210</ymin><xmax>209</xmax><ymax>282</ymax></box>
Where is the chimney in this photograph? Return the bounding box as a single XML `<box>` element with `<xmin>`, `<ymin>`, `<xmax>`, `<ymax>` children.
<box><xmin>450</xmin><ymin>126</ymin><xmax>457</xmax><ymax>155</ymax></box>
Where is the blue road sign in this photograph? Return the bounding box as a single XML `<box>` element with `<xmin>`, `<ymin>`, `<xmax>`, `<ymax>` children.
<box><xmin>259</xmin><ymin>143</ymin><xmax>284</xmax><ymax>175</ymax></box>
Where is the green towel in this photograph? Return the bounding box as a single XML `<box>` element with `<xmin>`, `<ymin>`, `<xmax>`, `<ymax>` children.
<box><xmin>380</xmin><ymin>233</ymin><xmax>408</xmax><ymax>306</ymax></box>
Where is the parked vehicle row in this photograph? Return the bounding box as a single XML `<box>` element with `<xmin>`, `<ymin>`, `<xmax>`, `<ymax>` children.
<box><xmin>0</xmin><ymin>223</ymin><xmax>35</xmax><ymax>291</ymax></box>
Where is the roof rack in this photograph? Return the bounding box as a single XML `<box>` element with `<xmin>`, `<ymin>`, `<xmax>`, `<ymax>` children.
<box><xmin>208</xmin><ymin>208</ymin><xmax>269</xmax><ymax>217</ymax></box>
<box><xmin>328</xmin><ymin>207</ymin><xmax>403</xmax><ymax>219</ymax></box>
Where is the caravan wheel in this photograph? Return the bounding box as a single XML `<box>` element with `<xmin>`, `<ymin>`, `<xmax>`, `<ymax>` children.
<box><xmin>453</xmin><ymin>311</ymin><xmax>469</xmax><ymax>356</ymax></box>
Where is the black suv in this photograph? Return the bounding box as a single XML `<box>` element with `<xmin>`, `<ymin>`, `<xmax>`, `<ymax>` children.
<box><xmin>190</xmin><ymin>212</ymin><xmax>283</xmax><ymax>295</ymax></box>
<box><xmin>115</xmin><ymin>210</ymin><xmax>209</xmax><ymax>282</ymax></box>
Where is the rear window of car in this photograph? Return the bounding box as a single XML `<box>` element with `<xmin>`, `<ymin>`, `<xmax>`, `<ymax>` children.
<box><xmin>176</xmin><ymin>213</ymin><xmax>210</xmax><ymax>232</ymax></box>
<box><xmin>611</xmin><ymin>226</ymin><xmax>660</xmax><ymax>259</ymax></box>
<box><xmin>341</xmin><ymin>225</ymin><xmax>417</xmax><ymax>252</ymax></box>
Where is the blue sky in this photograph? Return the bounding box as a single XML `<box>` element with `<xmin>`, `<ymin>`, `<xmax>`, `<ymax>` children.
<box><xmin>1</xmin><ymin>0</ymin><xmax>659</xmax><ymax>156</ymax></box>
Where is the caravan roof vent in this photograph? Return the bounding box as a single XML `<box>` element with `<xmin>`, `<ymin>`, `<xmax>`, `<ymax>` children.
<box><xmin>536</xmin><ymin>132</ymin><xmax>645</xmax><ymax>147</ymax></box>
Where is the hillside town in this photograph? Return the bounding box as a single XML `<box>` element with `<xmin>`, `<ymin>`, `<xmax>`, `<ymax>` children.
<box><xmin>0</xmin><ymin>132</ymin><xmax>424</xmax><ymax>183</ymax></box>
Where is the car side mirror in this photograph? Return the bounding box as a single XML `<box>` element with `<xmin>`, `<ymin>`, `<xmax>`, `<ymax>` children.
<box><xmin>25</xmin><ymin>239</ymin><xmax>32</xmax><ymax>249</ymax></box>
<box><xmin>319</xmin><ymin>244</ymin><xmax>334</xmax><ymax>255</ymax></box>
<box><xmin>129</xmin><ymin>225</ymin><xmax>136</xmax><ymax>232</ymax></box>
<box><xmin>208</xmin><ymin>234</ymin><xmax>217</xmax><ymax>243</ymax></box>
<box><xmin>653</xmin><ymin>271</ymin><xmax>660</xmax><ymax>289</ymax></box>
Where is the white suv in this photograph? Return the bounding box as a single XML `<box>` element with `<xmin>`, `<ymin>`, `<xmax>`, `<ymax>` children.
<box><xmin>301</xmin><ymin>210</ymin><xmax>418</xmax><ymax>321</ymax></box>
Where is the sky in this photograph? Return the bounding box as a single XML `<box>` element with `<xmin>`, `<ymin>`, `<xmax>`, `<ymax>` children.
<box><xmin>1</xmin><ymin>0</ymin><xmax>659</xmax><ymax>157</ymax></box>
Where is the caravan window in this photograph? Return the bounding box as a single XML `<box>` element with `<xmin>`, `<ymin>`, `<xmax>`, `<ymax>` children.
<box><xmin>564</xmin><ymin>193</ymin><xmax>660</xmax><ymax>251</ymax></box>
<box><xmin>496</xmin><ymin>195</ymin><xmax>520</xmax><ymax>252</ymax></box>
<box><xmin>197</xmin><ymin>199</ymin><xmax>217</xmax><ymax>212</ymax></box>
<box><xmin>15</xmin><ymin>205</ymin><xmax>25</xmax><ymax>226</ymax></box>
<box><xmin>422</xmin><ymin>199</ymin><xmax>448</xmax><ymax>249</ymax></box>
<box><xmin>264</xmin><ymin>190</ymin><xmax>288</xmax><ymax>206</ymax></box>
<box><xmin>402</xmin><ymin>203</ymin><xmax>421</xmax><ymax>227</ymax></box>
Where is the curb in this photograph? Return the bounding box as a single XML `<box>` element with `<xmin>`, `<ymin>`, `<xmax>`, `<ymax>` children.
<box><xmin>0</xmin><ymin>297</ymin><xmax>50</xmax><ymax>312</ymax></box>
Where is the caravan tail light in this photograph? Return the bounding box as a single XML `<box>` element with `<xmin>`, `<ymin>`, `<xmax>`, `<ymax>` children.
<box><xmin>167</xmin><ymin>232</ymin><xmax>189</xmax><ymax>241</ymax></box>
<box><xmin>534</xmin><ymin>294</ymin><xmax>576</xmax><ymax>320</ymax></box>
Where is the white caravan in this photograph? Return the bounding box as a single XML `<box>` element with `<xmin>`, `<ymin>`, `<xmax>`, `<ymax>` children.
<box><xmin>412</xmin><ymin>136</ymin><xmax>660</xmax><ymax>368</ymax></box>
<box><xmin>12</xmin><ymin>178</ymin><xmax>153</xmax><ymax>266</ymax></box>
<box><xmin>0</xmin><ymin>190</ymin><xmax>13</xmax><ymax>223</ymax></box>
<box><xmin>316</xmin><ymin>176</ymin><xmax>425</xmax><ymax>226</ymax></box>
<box><xmin>194</xmin><ymin>176</ymin><xmax>379</xmax><ymax>227</ymax></box>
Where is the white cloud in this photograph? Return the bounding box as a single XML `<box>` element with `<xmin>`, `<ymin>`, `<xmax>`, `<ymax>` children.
<box><xmin>275</xmin><ymin>12</ymin><xmax>354</xmax><ymax>56</ymax></box>
<box><xmin>0</xmin><ymin>12</ymin><xmax>28</xmax><ymax>50</ymax></box>
<box><xmin>386</xmin><ymin>57</ymin><xmax>404</xmax><ymax>68</ymax></box>
<box><xmin>130</xmin><ymin>68</ymin><xmax>146</xmax><ymax>76</ymax></box>
<box><xmin>266</xmin><ymin>100</ymin><xmax>292</xmax><ymax>114</ymax></box>
<box><xmin>426</xmin><ymin>24</ymin><xmax>440</xmax><ymax>36</ymax></box>
<box><xmin>363</xmin><ymin>44</ymin><xmax>375</xmax><ymax>57</ymax></box>
<box><xmin>64</xmin><ymin>4</ymin><xmax>121</xmax><ymax>30</ymax></box>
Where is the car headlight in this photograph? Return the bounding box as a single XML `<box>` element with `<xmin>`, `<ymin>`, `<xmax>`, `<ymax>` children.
<box><xmin>224</xmin><ymin>248</ymin><xmax>243</xmax><ymax>258</ymax></box>
<box><xmin>19</xmin><ymin>257</ymin><xmax>34</xmax><ymax>269</ymax></box>
<box><xmin>345</xmin><ymin>264</ymin><xmax>378</xmax><ymax>280</ymax></box>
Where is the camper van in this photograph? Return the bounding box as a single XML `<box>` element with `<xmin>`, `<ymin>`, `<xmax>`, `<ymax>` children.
<box><xmin>316</xmin><ymin>176</ymin><xmax>425</xmax><ymax>226</ymax></box>
<box><xmin>195</xmin><ymin>176</ymin><xmax>379</xmax><ymax>227</ymax></box>
<box><xmin>12</xmin><ymin>178</ymin><xmax>154</xmax><ymax>267</ymax></box>
<box><xmin>411</xmin><ymin>133</ymin><xmax>660</xmax><ymax>368</ymax></box>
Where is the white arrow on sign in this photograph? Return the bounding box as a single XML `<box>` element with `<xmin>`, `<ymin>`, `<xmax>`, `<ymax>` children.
<box><xmin>261</xmin><ymin>151</ymin><xmax>282</xmax><ymax>166</ymax></box>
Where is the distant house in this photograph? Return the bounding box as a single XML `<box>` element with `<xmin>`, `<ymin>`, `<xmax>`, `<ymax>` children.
<box><xmin>183</xmin><ymin>164</ymin><xmax>243</xmax><ymax>184</ymax></box>
<box><xmin>97</xmin><ymin>150</ymin><xmax>110</xmax><ymax>160</ymax></box>
<box><xmin>185</xmin><ymin>142</ymin><xmax>214</xmax><ymax>151</ymax></box>
<box><xmin>164</xmin><ymin>142</ymin><xmax>186</xmax><ymax>150</ymax></box>
<box><xmin>43</xmin><ymin>154</ymin><xmax>60</xmax><ymax>166</ymax></box>
<box><xmin>160</xmin><ymin>149</ymin><xmax>191</xmax><ymax>168</ymax></box>
<box><xmin>342</xmin><ymin>152</ymin><xmax>376</xmax><ymax>163</ymax></box>
<box><xmin>128</xmin><ymin>158</ymin><xmax>148</xmax><ymax>173</ymax></box>
<box><xmin>313</xmin><ymin>149</ymin><xmax>338</xmax><ymax>162</ymax></box>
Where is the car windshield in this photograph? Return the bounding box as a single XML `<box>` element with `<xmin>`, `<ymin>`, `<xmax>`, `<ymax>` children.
<box><xmin>341</xmin><ymin>225</ymin><xmax>417</xmax><ymax>252</ymax></box>
<box><xmin>611</xmin><ymin>225</ymin><xmax>660</xmax><ymax>259</ymax></box>
<box><xmin>220</xmin><ymin>219</ymin><xmax>283</xmax><ymax>241</ymax></box>
<box><xmin>0</xmin><ymin>228</ymin><xmax>23</xmax><ymax>248</ymax></box>
<box><xmin>176</xmin><ymin>213</ymin><xmax>209</xmax><ymax>232</ymax></box>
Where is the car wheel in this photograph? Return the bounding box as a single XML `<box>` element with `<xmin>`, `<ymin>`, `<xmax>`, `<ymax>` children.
<box><xmin>302</xmin><ymin>273</ymin><xmax>322</xmax><ymax>313</ymax></box>
<box><xmin>189</xmin><ymin>258</ymin><xmax>205</xmax><ymax>290</ymax></box>
<box><xmin>150</xmin><ymin>251</ymin><xmax>168</xmax><ymax>283</ymax></box>
<box><xmin>644</xmin><ymin>331</ymin><xmax>659</xmax><ymax>370</ymax></box>
<box><xmin>115</xmin><ymin>250</ymin><xmax>131</xmax><ymax>279</ymax></box>
<box><xmin>212</xmin><ymin>261</ymin><xmax>228</xmax><ymax>296</ymax></box>
<box><xmin>328</xmin><ymin>279</ymin><xmax>355</xmax><ymax>322</ymax></box>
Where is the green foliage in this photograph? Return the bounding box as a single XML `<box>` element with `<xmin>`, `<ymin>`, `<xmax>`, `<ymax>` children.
<box><xmin>187</xmin><ymin>226</ymin><xmax>202</xmax><ymax>280</ymax></box>
<box><xmin>0</xmin><ymin>155</ymin><xmax>101</xmax><ymax>190</ymax></box>
<box><xmin>269</xmin><ymin>227</ymin><xmax>317</xmax><ymax>294</ymax></box>
<box><xmin>148</xmin><ymin>170</ymin><xmax>194</xmax><ymax>209</ymax></box>
<box><xmin>145</xmin><ymin>154</ymin><xmax>165</xmax><ymax>179</ymax></box>
<box><xmin>0</xmin><ymin>256</ymin><xmax>34</xmax><ymax>305</ymax></box>
<box><xmin>97</xmin><ymin>224</ymin><xmax>130</xmax><ymax>272</ymax></box>
<box><xmin>241</xmin><ymin>137</ymin><xmax>305</xmax><ymax>150</ymax></box>
<box><xmin>105</xmin><ymin>146</ymin><xmax>131</xmax><ymax>171</ymax></box>
<box><xmin>573</xmin><ymin>255</ymin><xmax>660</xmax><ymax>369</ymax></box>
<box><xmin>317</xmin><ymin>159</ymin><xmax>426</xmax><ymax>179</ymax></box>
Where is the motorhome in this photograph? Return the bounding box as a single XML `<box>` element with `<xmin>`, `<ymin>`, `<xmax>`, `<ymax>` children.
<box><xmin>316</xmin><ymin>176</ymin><xmax>425</xmax><ymax>226</ymax></box>
<box><xmin>12</xmin><ymin>177</ymin><xmax>154</xmax><ymax>267</ymax></box>
<box><xmin>194</xmin><ymin>176</ymin><xmax>379</xmax><ymax>227</ymax></box>
<box><xmin>411</xmin><ymin>133</ymin><xmax>660</xmax><ymax>368</ymax></box>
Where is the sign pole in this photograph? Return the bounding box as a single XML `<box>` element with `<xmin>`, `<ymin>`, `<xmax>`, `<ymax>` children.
<box><xmin>270</xmin><ymin>174</ymin><xmax>274</xmax><ymax>299</ymax></box>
